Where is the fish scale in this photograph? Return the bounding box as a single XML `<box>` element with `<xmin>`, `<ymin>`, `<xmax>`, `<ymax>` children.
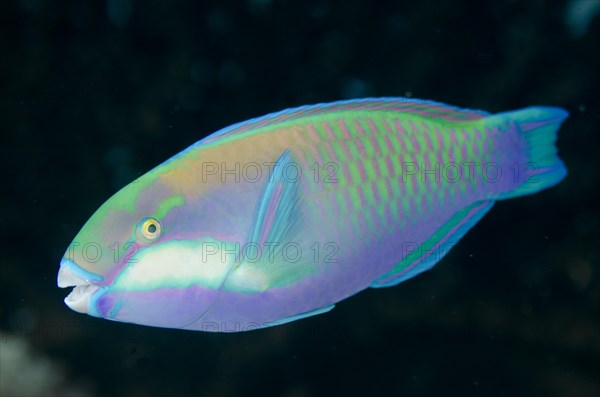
<box><xmin>322</xmin><ymin>117</ymin><xmax>464</xmax><ymax>217</ymax></box>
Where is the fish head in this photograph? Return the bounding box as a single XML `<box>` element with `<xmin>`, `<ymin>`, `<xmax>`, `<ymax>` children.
<box><xmin>57</xmin><ymin>168</ymin><xmax>235</xmax><ymax>329</ymax></box>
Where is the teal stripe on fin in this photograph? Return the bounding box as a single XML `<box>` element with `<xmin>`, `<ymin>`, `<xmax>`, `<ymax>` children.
<box><xmin>263</xmin><ymin>305</ymin><xmax>335</xmax><ymax>328</ymax></box>
<box><xmin>371</xmin><ymin>200</ymin><xmax>495</xmax><ymax>288</ymax></box>
<box><xmin>246</xmin><ymin>149</ymin><xmax>302</xmax><ymax>248</ymax></box>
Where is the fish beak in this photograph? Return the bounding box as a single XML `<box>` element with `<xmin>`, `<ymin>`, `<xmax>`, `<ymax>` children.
<box><xmin>57</xmin><ymin>260</ymin><xmax>100</xmax><ymax>314</ymax></box>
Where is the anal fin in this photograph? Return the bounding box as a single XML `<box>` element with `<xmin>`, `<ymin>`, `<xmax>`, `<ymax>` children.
<box><xmin>371</xmin><ymin>200</ymin><xmax>494</xmax><ymax>288</ymax></box>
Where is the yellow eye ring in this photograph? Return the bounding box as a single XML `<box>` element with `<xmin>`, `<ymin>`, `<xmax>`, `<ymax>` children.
<box><xmin>136</xmin><ymin>217</ymin><xmax>162</xmax><ymax>243</ymax></box>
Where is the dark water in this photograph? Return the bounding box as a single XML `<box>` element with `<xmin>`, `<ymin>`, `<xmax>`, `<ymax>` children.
<box><xmin>2</xmin><ymin>1</ymin><xmax>599</xmax><ymax>396</ymax></box>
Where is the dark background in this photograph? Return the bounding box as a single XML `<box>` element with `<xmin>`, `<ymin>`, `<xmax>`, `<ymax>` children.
<box><xmin>1</xmin><ymin>0</ymin><xmax>599</xmax><ymax>396</ymax></box>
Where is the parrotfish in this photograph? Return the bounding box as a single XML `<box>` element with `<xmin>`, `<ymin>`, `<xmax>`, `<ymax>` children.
<box><xmin>57</xmin><ymin>98</ymin><xmax>568</xmax><ymax>332</ymax></box>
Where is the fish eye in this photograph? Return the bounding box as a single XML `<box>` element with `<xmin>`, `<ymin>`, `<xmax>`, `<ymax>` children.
<box><xmin>136</xmin><ymin>217</ymin><xmax>162</xmax><ymax>243</ymax></box>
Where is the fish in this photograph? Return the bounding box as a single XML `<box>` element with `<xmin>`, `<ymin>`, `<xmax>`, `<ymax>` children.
<box><xmin>57</xmin><ymin>97</ymin><xmax>568</xmax><ymax>332</ymax></box>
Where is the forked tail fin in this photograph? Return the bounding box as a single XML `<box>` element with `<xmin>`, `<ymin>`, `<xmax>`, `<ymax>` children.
<box><xmin>488</xmin><ymin>106</ymin><xmax>568</xmax><ymax>200</ymax></box>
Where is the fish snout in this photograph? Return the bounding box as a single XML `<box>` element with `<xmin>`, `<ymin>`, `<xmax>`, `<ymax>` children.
<box><xmin>57</xmin><ymin>258</ymin><xmax>103</xmax><ymax>314</ymax></box>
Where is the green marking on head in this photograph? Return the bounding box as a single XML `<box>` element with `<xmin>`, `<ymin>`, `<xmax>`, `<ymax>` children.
<box><xmin>150</xmin><ymin>194</ymin><xmax>185</xmax><ymax>220</ymax></box>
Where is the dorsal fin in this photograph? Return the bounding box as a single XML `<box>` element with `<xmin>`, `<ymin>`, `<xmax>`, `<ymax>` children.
<box><xmin>199</xmin><ymin>97</ymin><xmax>489</xmax><ymax>145</ymax></box>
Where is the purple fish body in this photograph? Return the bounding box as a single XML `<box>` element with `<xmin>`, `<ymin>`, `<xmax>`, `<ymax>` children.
<box><xmin>57</xmin><ymin>98</ymin><xmax>568</xmax><ymax>332</ymax></box>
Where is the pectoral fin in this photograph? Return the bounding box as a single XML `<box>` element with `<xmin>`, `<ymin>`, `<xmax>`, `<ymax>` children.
<box><xmin>225</xmin><ymin>149</ymin><xmax>311</xmax><ymax>292</ymax></box>
<box><xmin>246</xmin><ymin>149</ymin><xmax>302</xmax><ymax>247</ymax></box>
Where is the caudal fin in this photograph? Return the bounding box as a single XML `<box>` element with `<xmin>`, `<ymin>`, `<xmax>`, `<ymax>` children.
<box><xmin>491</xmin><ymin>106</ymin><xmax>568</xmax><ymax>200</ymax></box>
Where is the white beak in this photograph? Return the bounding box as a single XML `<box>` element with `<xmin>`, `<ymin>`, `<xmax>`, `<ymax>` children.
<box><xmin>57</xmin><ymin>265</ymin><xmax>99</xmax><ymax>314</ymax></box>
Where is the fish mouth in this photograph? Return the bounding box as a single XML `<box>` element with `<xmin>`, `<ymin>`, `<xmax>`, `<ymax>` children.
<box><xmin>57</xmin><ymin>259</ymin><xmax>102</xmax><ymax>314</ymax></box>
